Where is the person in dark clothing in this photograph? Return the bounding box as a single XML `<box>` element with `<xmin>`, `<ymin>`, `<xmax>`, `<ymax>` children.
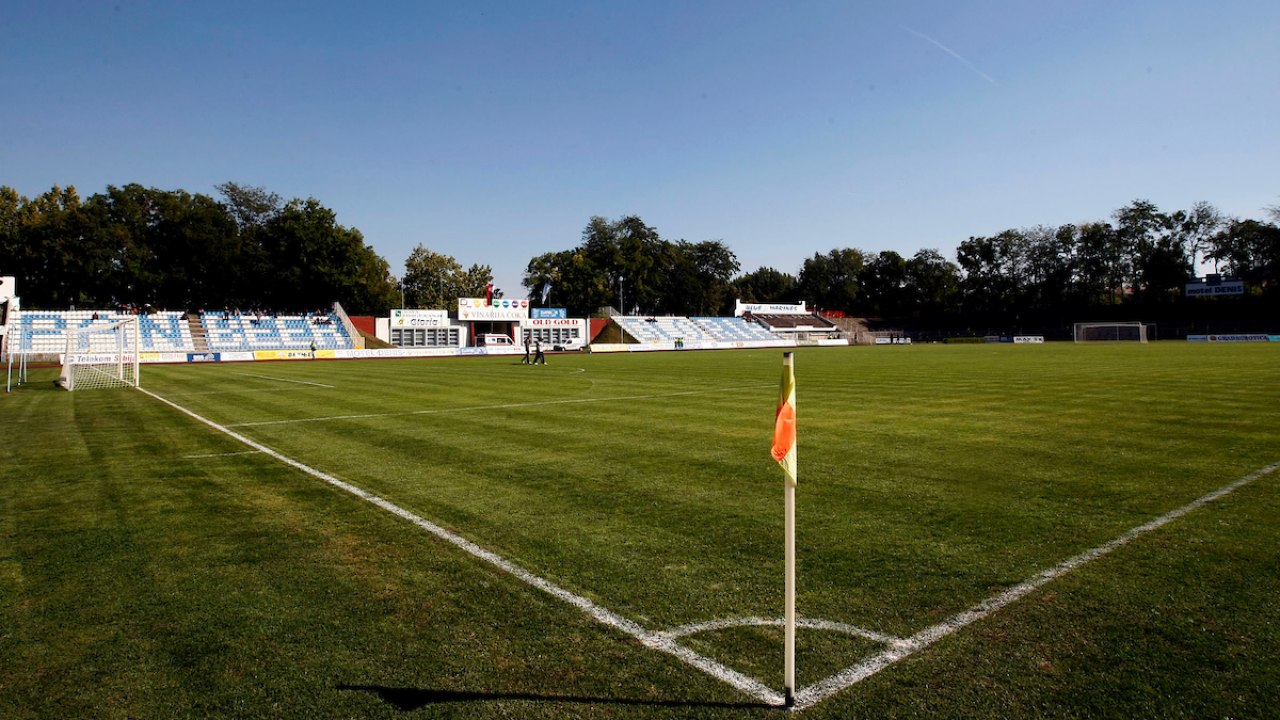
<box><xmin>522</xmin><ymin>335</ymin><xmax>532</xmax><ymax>365</ymax></box>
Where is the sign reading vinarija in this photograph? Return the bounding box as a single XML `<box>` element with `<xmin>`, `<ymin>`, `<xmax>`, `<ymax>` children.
<box><xmin>458</xmin><ymin>298</ymin><xmax>530</xmax><ymax>321</ymax></box>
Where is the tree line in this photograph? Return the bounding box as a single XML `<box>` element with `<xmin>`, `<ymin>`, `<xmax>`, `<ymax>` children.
<box><xmin>0</xmin><ymin>183</ymin><xmax>399</xmax><ymax>314</ymax></box>
<box><xmin>521</xmin><ymin>200</ymin><xmax>1277</xmax><ymax>335</ymax></box>
<box><xmin>3</xmin><ymin>181</ymin><xmax>1277</xmax><ymax>334</ymax></box>
<box><xmin>521</xmin><ymin>215</ymin><xmax>740</xmax><ymax>318</ymax></box>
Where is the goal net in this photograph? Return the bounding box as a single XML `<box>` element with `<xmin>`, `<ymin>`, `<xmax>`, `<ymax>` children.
<box><xmin>1073</xmin><ymin>321</ymin><xmax>1149</xmax><ymax>343</ymax></box>
<box><xmin>59</xmin><ymin>317</ymin><xmax>141</xmax><ymax>391</ymax></box>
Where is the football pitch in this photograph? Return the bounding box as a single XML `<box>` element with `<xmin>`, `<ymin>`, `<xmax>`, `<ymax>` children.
<box><xmin>3</xmin><ymin>343</ymin><xmax>1278</xmax><ymax>718</ymax></box>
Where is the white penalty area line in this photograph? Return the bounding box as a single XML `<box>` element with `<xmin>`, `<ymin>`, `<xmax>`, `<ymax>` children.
<box><xmin>137</xmin><ymin>386</ymin><xmax>784</xmax><ymax>708</ymax></box>
<box><xmin>224</xmin><ymin>384</ymin><xmax>773</xmax><ymax>428</ymax></box>
<box><xmin>793</xmin><ymin>460</ymin><xmax>1280</xmax><ymax>711</ymax></box>
<box><xmin>232</xmin><ymin>372</ymin><xmax>335</xmax><ymax>388</ymax></box>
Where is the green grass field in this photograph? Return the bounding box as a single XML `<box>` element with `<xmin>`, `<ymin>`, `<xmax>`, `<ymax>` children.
<box><xmin>3</xmin><ymin>343</ymin><xmax>1279</xmax><ymax>718</ymax></box>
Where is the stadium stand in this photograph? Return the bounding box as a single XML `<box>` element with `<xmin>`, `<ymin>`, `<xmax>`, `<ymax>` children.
<box><xmin>13</xmin><ymin>311</ymin><xmax>195</xmax><ymax>354</ymax></box>
<box><xmin>751</xmin><ymin>313</ymin><xmax>839</xmax><ymax>330</ymax></box>
<box><xmin>10</xmin><ymin>309</ymin><xmax>354</xmax><ymax>355</ymax></box>
<box><xmin>690</xmin><ymin>316</ymin><xmax>781</xmax><ymax>342</ymax></box>
<box><xmin>615</xmin><ymin>316</ymin><xmax>717</xmax><ymax>344</ymax></box>
<box><xmin>201</xmin><ymin>311</ymin><xmax>354</xmax><ymax>351</ymax></box>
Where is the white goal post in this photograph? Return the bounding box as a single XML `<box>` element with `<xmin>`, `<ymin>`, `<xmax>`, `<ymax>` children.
<box><xmin>1073</xmin><ymin>321</ymin><xmax>1150</xmax><ymax>343</ymax></box>
<box><xmin>59</xmin><ymin>317</ymin><xmax>141</xmax><ymax>391</ymax></box>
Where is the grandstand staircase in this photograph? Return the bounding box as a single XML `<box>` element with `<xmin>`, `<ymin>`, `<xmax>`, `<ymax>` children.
<box><xmin>185</xmin><ymin>313</ymin><xmax>209</xmax><ymax>353</ymax></box>
<box><xmin>828</xmin><ymin>317</ymin><xmax>870</xmax><ymax>343</ymax></box>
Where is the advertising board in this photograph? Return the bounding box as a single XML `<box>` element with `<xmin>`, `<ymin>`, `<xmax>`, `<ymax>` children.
<box><xmin>458</xmin><ymin>298</ymin><xmax>530</xmax><ymax>321</ymax></box>
<box><xmin>390</xmin><ymin>309</ymin><xmax>450</xmax><ymax>328</ymax></box>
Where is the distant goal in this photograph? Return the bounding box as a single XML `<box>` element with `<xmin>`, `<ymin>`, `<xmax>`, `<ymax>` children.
<box><xmin>58</xmin><ymin>317</ymin><xmax>141</xmax><ymax>390</ymax></box>
<box><xmin>1073</xmin><ymin>321</ymin><xmax>1150</xmax><ymax>343</ymax></box>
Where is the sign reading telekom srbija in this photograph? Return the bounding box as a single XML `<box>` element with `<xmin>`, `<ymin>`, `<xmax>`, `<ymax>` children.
<box><xmin>390</xmin><ymin>308</ymin><xmax>450</xmax><ymax>328</ymax></box>
<box><xmin>458</xmin><ymin>298</ymin><xmax>530</xmax><ymax>321</ymax></box>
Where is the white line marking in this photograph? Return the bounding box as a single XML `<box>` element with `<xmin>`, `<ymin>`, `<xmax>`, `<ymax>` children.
<box><xmin>794</xmin><ymin>461</ymin><xmax>1280</xmax><ymax>710</ymax></box>
<box><xmin>140</xmin><ymin>384</ymin><xmax>1278</xmax><ymax>712</ymax></box>
<box><xmin>182</xmin><ymin>450</ymin><xmax>264</xmax><ymax>459</ymax></box>
<box><xmin>233</xmin><ymin>372</ymin><xmax>334</xmax><ymax>388</ymax></box>
<box><xmin>225</xmin><ymin>384</ymin><xmax>773</xmax><ymax>428</ymax></box>
<box><xmin>658</xmin><ymin>616</ymin><xmax>905</xmax><ymax>647</ymax></box>
<box><xmin>136</xmin><ymin>386</ymin><xmax>783</xmax><ymax>707</ymax></box>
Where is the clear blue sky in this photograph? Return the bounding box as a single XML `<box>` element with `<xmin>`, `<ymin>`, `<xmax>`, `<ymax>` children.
<box><xmin>4</xmin><ymin>0</ymin><xmax>1277</xmax><ymax>299</ymax></box>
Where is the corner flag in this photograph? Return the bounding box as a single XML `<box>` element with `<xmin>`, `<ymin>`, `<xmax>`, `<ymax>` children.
<box><xmin>772</xmin><ymin>352</ymin><xmax>797</xmax><ymax>487</ymax></box>
<box><xmin>772</xmin><ymin>351</ymin><xmax>798</xmax><ymax>706</ymax></box>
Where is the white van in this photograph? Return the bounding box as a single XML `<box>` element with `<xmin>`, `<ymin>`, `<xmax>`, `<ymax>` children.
<box><xmin>477</xmin><ymin>333</ymin><xmax>514</xmax><ymax>347</ymax></box>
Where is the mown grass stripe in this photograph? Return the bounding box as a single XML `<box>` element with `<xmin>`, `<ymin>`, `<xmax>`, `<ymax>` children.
<box><xmin>795</xmin><ymin>460</ymin><xmax>1280</xmax><ymax>710</ymax></box>
<box><xmin>224</xmin><ymin>384</ymin><xmax>773</xmax><ymax>428</ymax></box>
<box><xmin>136</xmin><ymin>385</ymin><xmax>786</xmax><ymax>707</ymax></box>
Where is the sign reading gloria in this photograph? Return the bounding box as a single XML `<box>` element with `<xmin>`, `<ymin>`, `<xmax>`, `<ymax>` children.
<box><xmin>391</xmin><ymin>308</ymin><xmax>450</xmax><ymax>328</ymax></box>
<box><xmin>458</xmin><ymin>298</ymin><xmax>530</xmax><ymax>321</ymax></box>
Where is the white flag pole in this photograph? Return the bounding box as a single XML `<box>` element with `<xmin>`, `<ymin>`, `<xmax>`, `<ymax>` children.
<box><xmin>777</xmin><ymin>350</ymin><xmax>797</xmax><ymax>707</ymax></box>
<box><xmin>784</xmin><ymin>477</ymin><xmax>796</xmax><ymax>706</ymax></box>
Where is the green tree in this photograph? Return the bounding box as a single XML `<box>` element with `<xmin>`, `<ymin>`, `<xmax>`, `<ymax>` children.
<box><xmin>1073</xmin><ymin>221</ymin><xmax>1123</xmax><ymax>305</ymax></box>
<box><xmin>1113</xmin><ymin>199</ymin><xmax>1189</xmax><ymax>302</ymax></box>
<box><xmin>655</xmin><ymin>240</ymin><xmax>740</xmax><ymax>315</ymax></box>
<box><xmin>0</xmin><ymin>186</ymin><xmax>22</xmax><ymax>275</ymax></box>
<box><xmin>1175</xmin><ymin>201</ymin><xmax>1225</xmax><ymax>273</ymax></box>
<box><xmin>260</xmin><ymin>197</ymin><xmax>398</xmax><ymax>313</ymax></box>
<box><xmin>1023</xmin><ymin>224</ymin><xmax>1076</xmax><ymax>310</ymax></box>
<box><xmin>18</xmin><ymin>186</ymin><xmax>84</xmax><ymax>307</ymax></box>
<box><xmin>797</xmin><ymin>248</ymin><xmax>866</xmax><ymax>313</ymax></box>
<box><xmin>1208</xmin><ymin>219</ymin><xmax>1280</xmax><ymax>293</ymax></box>
<box><xmin>859</xmin><ymin>250</ymin><xmax>908</xmax><ymax>318</ymax></box>
<box><xmin>522</xmin><ymin>248</ymin><xmax>606</xmax><ymax>317</ymax></box>
<box><xmin>216</xmin><ymin>182</ymin><xmax>282</xmax><ymax>231</ymax></box>
<box><xmin>402</xmin><ymin>244</ymin><xmax>492</xmax><ymax>310</ymax></box>
<box><xmin>957</xmin><ymin>230</ymin><xmax>1028</xmax><ymax>324</ymax></box>
<box><xmin>904</xmin><ymin>249</ymin><xmax>960</xmax><ymax>322</ymax></box>
<box><xmin>581</xmin><ymin>215</ymin><xmax>664</xmax><ymax>314</ymax></box>
<box><xmin>731</xmin><ymin>266</ymin><xmax>797</xmax><ymax>305</ymax></box>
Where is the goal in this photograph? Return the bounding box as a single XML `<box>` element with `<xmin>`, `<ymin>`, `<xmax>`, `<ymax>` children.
<box><xmin>1073</xmin><ymin>321</ymin><xmax>1150</xmax><ymax>343</ymax></box>
<box><xmin>58</xmin><ymin>317</ymin><xmax>141</xmax><ymax>391</ymax></box>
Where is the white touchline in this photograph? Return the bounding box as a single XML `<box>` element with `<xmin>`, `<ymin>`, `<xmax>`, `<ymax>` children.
<box><xmin>139</xmin><ymin>387</ymin><xmax>784</xmax><ymax>707</ymax></box>
<box><xmin>182</xmin><ymin>450</ymin><xmax>264</xmax><ymax>459</ymax></box>
<box><xmin>793</xmin><ymin>460</ymin><xmax>1280</xmax><ymax>711</ymax></box>
<box><xmin>232</xmin><ymin>372</ymin><xmax>335</xmax><ymax>388</ymax></box>
<box><xmin>225</xmin><ymin>384</ymin><xmax>774</xmax><ymax>428</ymax></box>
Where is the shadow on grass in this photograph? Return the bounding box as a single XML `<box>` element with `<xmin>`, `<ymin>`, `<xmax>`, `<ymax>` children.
<box><xmin>337</xmin><ymin>684</ymin><xmax>774</xmax><ymax>712</ymax></box>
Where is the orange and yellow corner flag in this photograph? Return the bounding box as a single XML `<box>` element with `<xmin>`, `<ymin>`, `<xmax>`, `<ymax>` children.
<box><xmin>771</xmin><ymin>352</ymin><xmax>797</xmax><ymax>487</ymax></box>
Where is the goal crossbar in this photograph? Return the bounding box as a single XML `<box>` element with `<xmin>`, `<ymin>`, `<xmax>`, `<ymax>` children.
<box><xmin>59</xmin><ymin>317</ymin><xmax>141</xmax><ymax>391</ymax></box>
<box><xmin>1073</xmin><ymin>321</ymin><xmax>1149</xmax><ymax>343</ymax></box>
